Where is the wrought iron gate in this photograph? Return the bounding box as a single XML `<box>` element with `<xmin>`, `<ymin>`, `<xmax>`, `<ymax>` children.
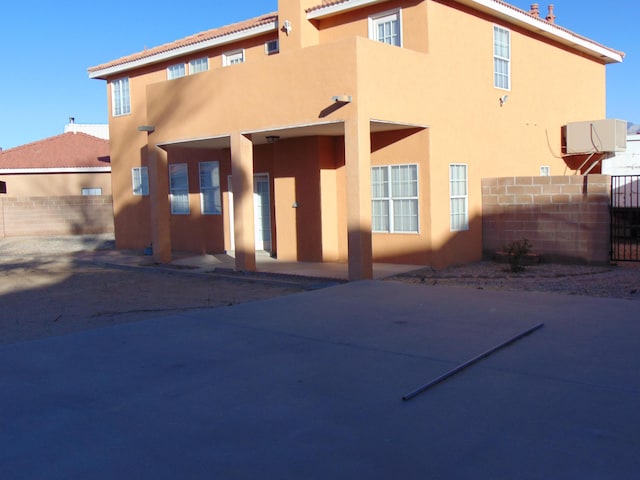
<box><xmin>611</xmin><ymin>175</ymin><xmax>640</xmax><ymax>261</ymax></box>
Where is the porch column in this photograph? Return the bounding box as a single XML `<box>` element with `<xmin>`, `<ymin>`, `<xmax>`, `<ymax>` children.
<box><xmin>148</xmin><ymin>146</ymin><xmax>172</xmax><ymax>263</ymax></box>
<box><xmin>231</xmin><ymin>132</ymin><xmax>256</xmax><ymax>271</ymax></box>
<box><xmin>345</xmin><ymin>116</ymin><xmax>373</xmax><ymax>280</ymax></box>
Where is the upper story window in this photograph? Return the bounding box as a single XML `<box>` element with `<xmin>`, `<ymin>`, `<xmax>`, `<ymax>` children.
<box><xmin>167</xmin><ymin>63</ymin><xmax>186</xmax><ymax>80</ymax></box>
<box><xmin>369</xmin><ymin>10</ymin><xmax>402</xmax><ymax>47</ymax></box>
<box><xmin>189</xmin><ymin>57</ymin><xmax>208</xmax><ymax>74</ymax></box>
<box><xmin>493</xmin><ymin>26</ymin><xmax>511</xmax><ymax>90</ymax></box>
<box><xmin>111</xmin><ymin>77</ymin><xmax>130</xmax><ymax>116</ymax></box>
<box><xmin>265</xmin><ymin>40</ymin><xmax>279</xmax><ymax>55</ymax></box>
<box><xmin>223</xmin><ymin>49</ymin><xmax>245</xmax><ymax>66</ymax></box>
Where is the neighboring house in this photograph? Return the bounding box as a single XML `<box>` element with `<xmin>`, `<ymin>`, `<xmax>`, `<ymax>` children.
<box><xmin>88</xmin><ymin>0</ymin><xmax>623</xmax><ymax>279</ymax></box>
<box><xmin>0</xmin><ymin>130</ymin><xmax>113</xmax><ymax>237</ymax></box>
<box><xmin>603</xmin><ymin>134</ymin><xmax>640</xmax><ymax>175</ymax></box>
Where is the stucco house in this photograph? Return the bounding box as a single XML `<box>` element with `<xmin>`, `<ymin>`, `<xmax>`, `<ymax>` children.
<box><xmin>88</xmin><ymin>0</ymin><xmax>622</xmax><ymax>280</ymax></box>
<box><xmin>0</xmin><ymin>127</ymin><xmax>113</xmax><ymax>237</ymax></box>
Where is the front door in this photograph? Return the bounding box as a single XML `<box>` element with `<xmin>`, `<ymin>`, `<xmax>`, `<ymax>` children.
<box><xmin>228</xmin><ymin>174</ymin><xmax>271</xmax><ymax>252</ymax></box>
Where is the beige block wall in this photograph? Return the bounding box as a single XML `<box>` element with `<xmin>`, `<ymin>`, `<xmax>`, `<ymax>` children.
<box><xmin>482</xmin><ymin>175</ymin><xmax>610</xmax><ymax>264</ymax></box>
<box><xmin>0</xmin><ymin>196</ymin><xmax>114</xmax><ymax>238</ymax></box>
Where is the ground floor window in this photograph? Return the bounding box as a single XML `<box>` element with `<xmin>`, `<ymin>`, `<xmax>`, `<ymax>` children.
<box><xmin>199</xmin><ymin>161</ymin><xmax>221</xmax><ymax>214</ymax></box>
<box><xmin>169</xmin><ymin>163</ymin><xmax>190</xmax><ymax>214</ymax></box>
<box><xmin>371</xmin><ymin>164</ymin><xmax>419</xmax><ymax>233</ymax></box>
<box><xmin>132</xmin><ymin>167</ymin><xmax>149</xmax><ymax>196</ymax></box>
<box><xmin>449</xmin><ymin>164</ymin><xmax>468</xmax><ymax>231</ymax></box>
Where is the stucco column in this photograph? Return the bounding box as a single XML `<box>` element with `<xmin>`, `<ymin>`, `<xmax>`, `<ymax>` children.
<box><xmin>231</xmin><ymin>133</ymin><xmax>256</xmax><ymax>271</ymax></box>
<box><xmin>344</xmin><ymin>115</ymin><xmax>373</xmax><ymax>280</ymax></box>
<box><xmin>148</xmin><ymin>146</ymin><xmax>171</xmax><ymax>263</ymax></box>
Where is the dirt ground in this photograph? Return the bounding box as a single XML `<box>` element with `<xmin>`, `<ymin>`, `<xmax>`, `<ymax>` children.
<box><xmin>0</xmin><ymin>235</ymin><xmax>309</xmax><ymax>345</ymax></box>
<box><xmin>2</xmin><ymin>234</ymin><xmax>639</xmax><ymax>345</ymax></box>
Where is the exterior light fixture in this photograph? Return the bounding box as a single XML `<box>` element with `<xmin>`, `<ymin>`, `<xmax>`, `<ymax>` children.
<box><xmin>499</xmin><ymin>94</ymin><xmax>509</xmax><ymax>107</ymax></box>
<box><xmin>332</xmin><ymin>95</ymin><xmax>352</xmax><ymax>103</ymax></box>
<box><xmin>266</xmin><ymin>135</ymin><xmax>280</xmax><ymax>144</ymax></box>
<box><xmin>283</xmin><ymin>20</ymin><xmax>292</xmax><ymax>36</ymax></box>
<box><xmin>138</xmin><ymin>125</ymin><xmax>155</xmax><ymax>133</ymax></box>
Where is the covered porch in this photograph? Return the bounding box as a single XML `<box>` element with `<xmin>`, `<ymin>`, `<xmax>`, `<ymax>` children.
<box><xmin>149</xmin><ymin>119</ymin><xmax>427</xmax><ymax>281</ymax></box>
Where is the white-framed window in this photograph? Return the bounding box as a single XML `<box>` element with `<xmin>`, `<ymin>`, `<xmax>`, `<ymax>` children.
<box><xmin>449</xmin><ymin>164</ymin><xmax>468</xmax><ymax>232</ymax></box>
<box><xmin>189</xmin><ymin>57</ymin><xmax>208</xmax><ymax>74</ymax></box>
<box><xmin>81</xmin><ymin>187</ymin><xmax>102</xmax><ymax>196</ymax></box>
<box><xmin>265</xmin><ymin>40</ymin><xmax>279</xmax><ymax>55</ymax></box>
<box><xmin>493</xmin><ymin>26</ymin><xmax>510</xmax><ymax>90</ymax></box>
<box><xmin>223</xmin><ymin>49</ymin><xmax>245</xmax><ymax>66</ymax></box>
<box><xmin>199</xmin><ymin>161</ymin><xmax>221</xmax><ymax>215</ymax></box>
<box><xmin>540</xmin><ymin>165</ymin><xmax>550</xmax><ymax>176</ymax></box>
<box><xmin>132</xmin><ymin>167</ymin><xmax>149</xmax><ymax>196</ymax></box>
<box><xmin>369</xmin><ymin>9</ymin><xmax>402</xmax><ymax>47</ymax></box>
<box><xmin>169</xmin><ymin>164</ymin><xmax>190</xmax><ymax>214</ymax></box>
<box><xmin>167</xmin><ymin>63</ymin><xmax>186</xmax><ymax>80</ymax></box>
<box><xmin>372</xmin><ymin>164</ymin><xmax>418</xmax><ymax>233</ymax></box>
<box><xmin>111</xmin><ymin>77</ymin><xmax>130</xmax><ymax>116</ymax></box>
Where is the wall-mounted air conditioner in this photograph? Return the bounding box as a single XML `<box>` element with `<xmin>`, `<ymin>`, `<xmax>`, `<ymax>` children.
<box><xmin>562</xmin><ymin>119</ymin><xmax>627</xmax><ymax>154</ymax></box>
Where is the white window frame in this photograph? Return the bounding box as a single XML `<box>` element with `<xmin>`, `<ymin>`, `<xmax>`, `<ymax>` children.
<box><xmin>199</xmin><ymin>161</ymin><xmax>221</xmax><ymax>215</ymax></box>
<box><xmin>81</xmin><ymin>187</ymin><xmax>102</xmax><ymax>196</ymax></box>
<box><xmin>169</xmin><ymin>164</ymin><xmax>190</xmax><ymax>215</ymax></box>
<box><xmin>449</xmin><ymin>164</ymin><xmax>469</xmax><ymax>232</ymax></box>
<box><xmin>371</xmin><ymin>164</ymin><xmax>419</xmax><ymax>234</ymax></box>
<box><xmin>189</xmin><ymin>57</ymin><xmax>208</xmax><ymax>74</ymax></box>
<box><xmin>493</xmin><ymin>25</ymin><xmax>511</xmax><ymax>90</ymax></box>
<box><xmin>540</xmin><ymin>165</ymin><xmax>551</xmax><ymax>176</ymax></box>
<box><xmin>167</xmin><ymin>63</ymin><xmax>186</xmax><ymax>80</ymax></box>
<box><xmin>132</xmin><ymin>167</ymin><xmax>149</xmax><ymax>196</ymax></box>
<box><xmin>369</xmin><ymin>9</ymin><xmax>402</xmax><ymax>47</ymax></box>
<box><xmin>265</xmin><ymin>40</ymin><xmax>279</xmax><ymax>55</ymax></box>
<box><xmin>222</xmin><ymin>49</ymin><xmax>245</xmax><ymax>67</ymax></box>
<box><xmin>111</xmin><ymin>77</ymin><xmax>130</xmax><ymax>117</ymax></box>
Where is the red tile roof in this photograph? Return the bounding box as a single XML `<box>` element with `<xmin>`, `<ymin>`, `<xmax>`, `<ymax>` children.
<box><xmin>0</xmin><ymin>132</ymin><xmax>110</xmax><ymax>170</ymax></box>
<box><xmin>88</xmin><ymin>13</ymin><xmax>278</xmax><ymax>74</ymax></box>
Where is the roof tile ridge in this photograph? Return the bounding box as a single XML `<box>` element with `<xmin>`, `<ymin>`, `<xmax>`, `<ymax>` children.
<box><xmin>89</xmin><ymin>11</ymin><xmax>278</xmax><ymax>72</ymax></box>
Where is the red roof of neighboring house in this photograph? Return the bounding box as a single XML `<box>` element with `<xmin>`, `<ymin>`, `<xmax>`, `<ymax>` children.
<box><xmin>0</xmin><ymin>132</ymin><xmax>110</xmax><ymax>170</ymax></box>
<box><xmin>88</xmin><ymin>13</ymin><xmax>278</xmax><ymax>74</ymax></box>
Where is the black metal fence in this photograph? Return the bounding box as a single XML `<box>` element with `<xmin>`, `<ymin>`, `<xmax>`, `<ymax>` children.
<box><xmin>611</xmin><ymin>175</ymin><xmax>640</xmax><ymax>261</ymax></box>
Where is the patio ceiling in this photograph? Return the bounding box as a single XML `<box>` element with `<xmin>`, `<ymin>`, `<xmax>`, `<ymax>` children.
<box><xmin>157</xmin><ymin>119</ymin><xmax>427</xmax><ymax>150</ymax></box>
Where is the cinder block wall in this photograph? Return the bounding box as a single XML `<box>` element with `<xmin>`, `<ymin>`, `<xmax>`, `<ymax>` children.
<box><xmin>482</xmin><ymin>175</ymin><xmax>610</xmax><ymax>264</ymax></box>
<box><xmin>0</xmin><ymin>196</ymin><xmax>114</xmax><ymax>238</ymax></box>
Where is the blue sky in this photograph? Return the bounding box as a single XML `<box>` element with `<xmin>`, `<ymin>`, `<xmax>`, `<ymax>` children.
<box><xmin>0</xmin><ymin>1</ymin><xmax>637</xmax><ymax>150</ymax></box>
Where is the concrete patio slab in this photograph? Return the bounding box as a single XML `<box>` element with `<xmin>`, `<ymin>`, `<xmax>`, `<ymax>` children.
<box><xmin>1</xmin><ymin>281</ymin><xmax>639</xmax><ymax>479</ymax></box>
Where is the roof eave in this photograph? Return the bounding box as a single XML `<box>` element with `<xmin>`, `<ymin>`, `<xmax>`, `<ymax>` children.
<box><xmin>0</xmin><ymin>167</ymin><xmax>111</xmax><ymax>174</ymax></box>
<box><xmin>307</xmin><ymin>0</ymin><xmax>390</xmax><ymax>19</ymax></box>
<box><xmin>454</xmin><ymin>0</ymin><xmax>623</xmax><ymax>64</ymax></box>
<box><xmin>88</xmin><ymin>21</ymin><xmax>278</xmax><ymax>80</ymax></box>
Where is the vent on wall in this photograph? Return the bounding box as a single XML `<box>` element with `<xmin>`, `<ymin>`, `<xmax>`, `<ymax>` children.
<box><xmin>562</xmin><ymin>119</ymin><xmax>627</xmax><ymax>154</ymax></box>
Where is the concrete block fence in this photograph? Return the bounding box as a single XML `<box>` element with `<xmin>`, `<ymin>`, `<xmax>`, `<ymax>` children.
<box><xmin>482</xmin><ymin>175</ymin><xmax>611</xmax><ymax>264</ymax></box>
<box><xmin>0</xmin><ymin>195</ymin><xmax>114</xmax><ymax>238</ymax></box>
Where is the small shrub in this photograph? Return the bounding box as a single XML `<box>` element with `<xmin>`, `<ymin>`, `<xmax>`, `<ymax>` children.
<box><xmin>504</xmin><ymin>238</ymin><xmax>532</xmax><ymax>273</ymax></box>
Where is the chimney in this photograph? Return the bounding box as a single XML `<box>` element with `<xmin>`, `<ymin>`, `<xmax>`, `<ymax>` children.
<box><xmin>546</xmin><ymin>4</ymin><xmax>556</xmax><ymax>23</ymax></box>
<box><xmin>529</xmin><ymin>4</ymin><xmax>540</xmax><ymax>17</ymax></box>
